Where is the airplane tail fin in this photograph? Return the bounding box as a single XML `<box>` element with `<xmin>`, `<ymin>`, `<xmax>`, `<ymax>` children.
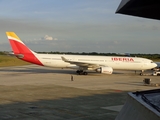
<box><xmin>6</xmin><ymin>32</ymin><xmax>36</xmax><ymax>54</ymax></box>
<box><xmin>6</xmin><ymin>32</ymin><xmax>43</xmax><ymax>66</ymax></box>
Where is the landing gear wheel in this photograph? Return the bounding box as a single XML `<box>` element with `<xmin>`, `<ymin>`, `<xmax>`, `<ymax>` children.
<box><xmin>140</xmin><ymin>73</ymin><xmax>143</xmax><ymax>76</ymax></box>
<box><xmin>76</xmin><ymin>70</ymin><xmax>80</xmax><ymax>74</ymax></box>
<box><xmin>83</xmin><ymin>72</ymin><xmax>88</xmax><ymax>75</ymax></box>
<box><xmin>79</xmin><ymin>72</ymin><xmax>83</xmax><ymax>75</ymax></box>
<box><xmin>140</xmin><ymin>70</ymin><xmax>144</xmax><ymax>76</ymax></box>
<box><xmin>76</xmin><ymin>70</ymin><xmax>88</xmax><ymax>75</ymax></box>
<box><xmin>76</xmin><ymin>70</ymin><xmax>83</xmax><ymax>75</ymax></box>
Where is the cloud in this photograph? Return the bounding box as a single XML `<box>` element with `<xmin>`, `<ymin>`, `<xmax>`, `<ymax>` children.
<box><xmin>41</xmin><ymin>35</ymin><xmax>58</xmax><ymax>41</ymax></box>
<box><xmin>42</xmin><ymin>35</ymin><xmax>53</xmax><ymax>41</ymax></box>
<box><xmin>53</xmin><ymin>38</ymin><xmax>58</xmax><ymax>41</ymax></box>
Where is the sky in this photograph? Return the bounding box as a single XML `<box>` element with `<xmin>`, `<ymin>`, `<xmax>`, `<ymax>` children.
<box><xmin>0</xmin><ymin>0</ymin><xmax>160</xmax><ymax>54</ymax></box>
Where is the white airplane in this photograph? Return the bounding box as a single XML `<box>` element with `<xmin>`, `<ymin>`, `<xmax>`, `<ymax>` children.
<box><xmin>6</xmin><ymin>32</ymin><xmax>157</xmax><ymax>75</ymax></box>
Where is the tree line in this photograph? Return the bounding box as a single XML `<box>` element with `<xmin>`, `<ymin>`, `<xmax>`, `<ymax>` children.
<box><xmin>37</xmin><ymin>51</ymin><xmax>160</xmax><ymax>60</ymax></box>
<box><xmin>1</xmin><ymin>51</ymin><xmax>160</xmax><ymax>60</ymax></box>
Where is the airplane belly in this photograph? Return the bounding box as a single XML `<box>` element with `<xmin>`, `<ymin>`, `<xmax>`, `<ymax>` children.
<box><xmin>122</xmin><ymin>63</ymin><xmax>143</xmax><ymax>70</ymax></box>
<box><xmin>111</xmin><ymin>62</ymin><xmax>143</xmax><ymax>70</ymax></box>
<box><xmin>40</xmin><ymin>59</ymin><xmax>69</xmax><ymax>68</ymax></box>
<box><xmin>55</xmin><ymin>61</ymin><xmax>70</xmax><ymax>67</ymax></box>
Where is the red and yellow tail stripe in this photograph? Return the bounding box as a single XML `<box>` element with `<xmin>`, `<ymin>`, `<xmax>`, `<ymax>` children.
<box><xmin>6</xmin><ymin>32</ymin><xmax>43</xmax><ymax>66</ymax></box>
<box><xmin>6</xmin><ymin>32</ymin><xmax>23</xmax><ymax>43</ymax></box>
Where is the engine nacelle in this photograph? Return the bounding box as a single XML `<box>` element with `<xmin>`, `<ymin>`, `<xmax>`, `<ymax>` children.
<box><xmin>96</xmin><ymin>67</ymin><xmax>113</xmax><ymax>74</ymax></box>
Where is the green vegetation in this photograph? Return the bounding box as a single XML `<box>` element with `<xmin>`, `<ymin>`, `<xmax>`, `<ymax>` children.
<box><xmin>0</xmin><ymin>55</ymin><xmax>30</xmax><ymax>67</ymax></box>
<box><xmin>0</xmin><ymin>51</ymin><xmax>5</xmax><ymax>55</ymax></box>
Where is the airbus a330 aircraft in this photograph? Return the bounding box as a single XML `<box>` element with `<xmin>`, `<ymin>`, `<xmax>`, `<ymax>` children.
<box><xmin>6</xmin><ymin>32</ymin><xmax>157</xmax><ymax>75</ymax></box>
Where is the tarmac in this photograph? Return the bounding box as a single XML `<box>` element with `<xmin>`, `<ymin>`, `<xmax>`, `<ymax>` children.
<box><xmin>0</xmin><ymin>65</ymin><xmax>159</xmax><ymax>120</ymax></box>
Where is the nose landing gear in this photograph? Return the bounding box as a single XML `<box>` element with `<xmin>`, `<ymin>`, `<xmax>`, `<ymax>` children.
<box><xmin>140</xmin><ymin>70</ymin><xmax>144</xmax><ymax>76</ymax></box>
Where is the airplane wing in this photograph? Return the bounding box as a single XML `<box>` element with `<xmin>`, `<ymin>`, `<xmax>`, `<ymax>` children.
<box><xmin>61</xmin><ymin>56</ymin><xmax>103</xmax><ymax>68</ymax></box>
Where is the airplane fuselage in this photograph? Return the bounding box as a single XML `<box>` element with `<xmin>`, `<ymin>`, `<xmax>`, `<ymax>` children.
<box><xmin>23</xmin><ymin>54</ymin><xmax>156</xmax><ymax>71</ymax></box>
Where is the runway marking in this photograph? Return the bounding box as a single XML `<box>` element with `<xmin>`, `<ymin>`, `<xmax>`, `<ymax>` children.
<box><xmin>101</xmin><ymin>105</ymin><xmax>123</xmax><ymax>112</ymax></box>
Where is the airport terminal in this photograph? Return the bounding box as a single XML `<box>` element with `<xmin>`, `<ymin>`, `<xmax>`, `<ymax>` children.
<box><xmin>116</xmin><ymin>0</ymin><xmax>160</xmax><ymax>120</ymax></box>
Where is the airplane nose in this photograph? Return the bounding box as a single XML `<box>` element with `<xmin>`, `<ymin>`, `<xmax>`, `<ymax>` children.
<box><xmin>153</xmin><ymin>63</ymin><xmax>157</xmax><ymax>68</ymax></box>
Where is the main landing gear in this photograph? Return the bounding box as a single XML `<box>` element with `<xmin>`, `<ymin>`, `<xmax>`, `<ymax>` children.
<box><xmin>140</xmin><ymin>70</ymin><xmax>144</xmax><ymax>76</ymax></box>
<box><xmin>76</xmin><ymin>70</ymin><xmax>88</xmax><ymax>75</ymax></box>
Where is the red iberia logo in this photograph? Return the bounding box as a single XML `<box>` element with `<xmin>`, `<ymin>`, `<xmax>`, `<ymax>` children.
<box><xmin>111</xmin><ymin>58</ymin><xmax>134</xmax><ymax>62</ymax></box>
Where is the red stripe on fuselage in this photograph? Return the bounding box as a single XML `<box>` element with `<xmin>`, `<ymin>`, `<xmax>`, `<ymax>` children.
<box><xmin>9</xmin><ymin>39</ymin><xmax>43</xmax><ymax>66</ymax></box>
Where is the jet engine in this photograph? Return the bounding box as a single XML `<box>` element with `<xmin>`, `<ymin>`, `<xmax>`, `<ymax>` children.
<box><xmin>96</xmin><ymin>66</ymin><xmax>113</xmax><ymax>74</ymax></box>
